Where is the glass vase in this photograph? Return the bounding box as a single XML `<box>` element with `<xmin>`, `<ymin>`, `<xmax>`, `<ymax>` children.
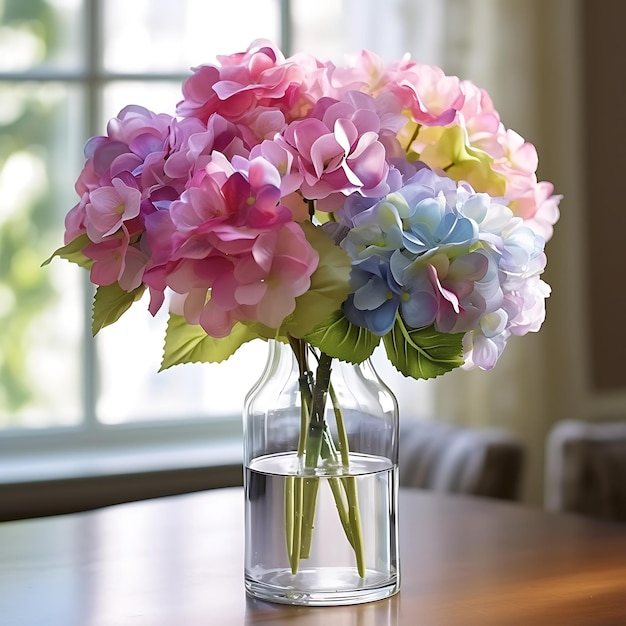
<box><xmin>243</xmin><ymin>338</ymin><xmax>400</xmax><ymax>606</ymax></box>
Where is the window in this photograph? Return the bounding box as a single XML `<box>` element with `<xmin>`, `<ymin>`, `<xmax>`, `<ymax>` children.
<box><xmin>0</xmin><ymin>1</ymin><xmax>433</xmax><ymax>497</ymax></box>
<box><xmin>0</xmin><ymin>0</ymin><xmax>347</xmax><ymax>440</ymax></box>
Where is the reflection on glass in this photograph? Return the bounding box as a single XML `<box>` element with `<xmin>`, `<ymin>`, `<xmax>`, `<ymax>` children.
<box><xmin>0</xmin><ymin>82</ymin><xmax>84</xmax><ymax>428</ymax></box>
<box><xmin>102</xmin><ymin>0</ymin><xmax>281</xmax><ymax>73</ymax></box>
<box><xmin>0</xmin><ymin>0</ymin><xmax>84</xmax><ymax>72</ymax></box>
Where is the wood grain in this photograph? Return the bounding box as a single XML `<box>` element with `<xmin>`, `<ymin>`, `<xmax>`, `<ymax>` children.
<box><xmin>1</xmin><ymin>488</ymin><xmax>625</xmax><ymax>625</ymax></box>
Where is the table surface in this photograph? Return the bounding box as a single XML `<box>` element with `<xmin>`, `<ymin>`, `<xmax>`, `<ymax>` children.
<box><xmin>1</xmin><ymin>487</ymin><xmax>626</xmax><ymax>626</ymax></box>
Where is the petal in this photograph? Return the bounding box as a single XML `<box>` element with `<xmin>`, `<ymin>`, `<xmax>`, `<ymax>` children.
<box><xmin>348</xmin><ymin>141</ymin><xmax>387</xmax><ymax>188</ymax></box>
<box><xmin>310</xmin><ymin>134</ymin><xmax>345</xmax><ymax>178</ymax></box>
<box><xmin>199</xmin><ymin>300</ymin><xmax>237</xmax><ymax>338</ymax></box>
<box><xmin>401</xmin><ymin>289</ymin><xmax>438</xmax><ymax>328</ymax></box>
<box><xmin>480</xmin><ymin>309</ymin><xmax>508</xmax><ymax>338</ymax></box>
<box><xmin>364</xmin><ymin>298</ymin><xmax>399</xmax><ymax>335</ymax></box>
<box><xmin>333</xmin><ymin>118</ymin><xmax>358</xmax><ymax>153</ymax></box>
<box><xmin>353</xmin><ymin>275</ymin><xmax>391</xmax><ymax>310</ymax></box>
<box><xmin>235</xmin><ymin>281</ymin><xmax>267</xmax><ymax>305</ymax></box>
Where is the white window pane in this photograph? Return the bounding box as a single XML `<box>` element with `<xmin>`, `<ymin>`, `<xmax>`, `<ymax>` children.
<box><xmin>102</xmin><ymin>0</ymin><xmax>281</xmax><ymax>74</ymax></box>
<box><xmin>0</xmin><ymin>82</ymin><xmax>85</xmax><ymax>429</ymax></box>
<box><xmin>291</xmin><ymin>0</ymin><xmax>343</xmax><ymax>60</ymax></box>
<box><xmin>102</xmin><ymin>81</ymin><xmax>184</xmax><ymax>120</ymax></box>
<box><xmin>95</xmin><ymin>294</ymin><xmax>267</xmax><ymax>424</ymax></box>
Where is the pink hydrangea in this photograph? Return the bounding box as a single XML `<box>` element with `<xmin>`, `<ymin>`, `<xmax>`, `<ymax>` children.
<box><xmin>176</xmin><ymin>39</ymin><xmax>306</xmax><ymax>125</ymax></box>
<box><xmin>84</xmin><ymin>174</ymin><xmax>141</xmax><ymax>242</ymax></box>
<box><xmin>441</xmin><ymin>80</ymin><xmax>560</xmax><ymax>240</ymax></box>
<box><xmin>278</xmin><ymin>91</ymin><xmax>404</xmax><ymax>210</ymax></box>
<box><xmin>143</xmin><ymin>153</ymin><xmax>319</xmax><ymax>337</ymax></box>
<box><xmin>492</xmin><ymin>130</ymin><xmax>562</xmax><ymax>241</ymax></box>
<box><xmin>83</xmin><ymin>234</ymin><xmax>149</xmax><ymax>291</ymax></box>
<box><xmin>63</xmin><ymin>105</ymin><xmax>207</xmax><ymax>290</ymax></box>
<box><xmin>374</xmin><ymin>56</ymin><xmax>466</xmax><ymax>127</ymax></box>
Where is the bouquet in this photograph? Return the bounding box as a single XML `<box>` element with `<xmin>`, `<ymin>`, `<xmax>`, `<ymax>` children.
<box><xmin>47</xmin><ymin>39</ymin><xmax>560</xmax><ymax>576</ymax></box>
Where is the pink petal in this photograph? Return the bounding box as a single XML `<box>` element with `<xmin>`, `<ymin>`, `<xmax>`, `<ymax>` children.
<box><xmin>310</xmin><ymin>134</ymin><xmax>345</xmax><ymax>178</ymax></box>
<box><xmin>199</xmin><ymin>300</ymin><xmax>237</xmax><ymax>338</ymax></box>
<box><xmin>427</xmin><ymin>264</ymin><xmax>460</xmax><ymax>313</ymax></box>
<box><xmin>180</xmin><ymin>288</ymin><xmax>208</xmax><ymax>324</ymax></box>
<box><xmin>118</xmin><ymin>246</ymin><xmax>148</xmax><ymax>291</ymax></box>
<box><xmin>333</xmin><ymin>118</ymin><xmax>358</xmax><ymax>153</ymax></box>
<box><xmin>348</xmin><ymin>141</ymin><xmax>386</xmax><ymax>188</ymax></box>
<box><xmin>235</xmin><ymin>281</ymin><xmax>268</xmax><ymax>306</ymax></box>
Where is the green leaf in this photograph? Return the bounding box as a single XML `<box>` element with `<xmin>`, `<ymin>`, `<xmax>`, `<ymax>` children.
<box><xmin>92</xmin><ymin>283</ymin><xmax>145</xmax><ymax>335</ymax></box>
<box><xmin>306</xmin><ymin>309</ymin><xmax>380</xmax><ymax>364</ymax></box>
<box><xmin>160</xmin><ymin>313</ymin><xmax>258</xmax><ymax>371</ymax></box>
<box><xmin>383</xmin><ymin>317</ymin><xmax>464</xmax><ymax>380</ymax></box>
<box><xmin>41</xmin><ymin>234</ymin><xmax>93</xmax><ymax>270</ymax></box>
<box><xmin>283</xmin><ymin>221</ymin><xmax>352</xmax><ymax>338</ymax></box>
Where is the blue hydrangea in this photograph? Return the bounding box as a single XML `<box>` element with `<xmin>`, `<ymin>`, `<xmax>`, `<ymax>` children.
<box><xmin>338</xmin><ymin>165</ymin><xmax>547</xmax><ymax>369</ymax></box>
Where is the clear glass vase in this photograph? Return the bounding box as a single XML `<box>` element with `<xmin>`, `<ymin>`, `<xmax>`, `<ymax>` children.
<box><xmin>243</xmin><ymin>338</ymin><xmax>400</xmax><ymax>606</ymax></box>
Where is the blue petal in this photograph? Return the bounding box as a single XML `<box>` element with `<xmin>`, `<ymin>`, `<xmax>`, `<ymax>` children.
<box><xmin>353</xmin><ymin>275</ymin><xmax>391</xmax><ymax>310</ymax></box>
<box><xmin>401</xmin><ymin>290</ymin><xmax>439</xmax><ymax>328</ymax></box>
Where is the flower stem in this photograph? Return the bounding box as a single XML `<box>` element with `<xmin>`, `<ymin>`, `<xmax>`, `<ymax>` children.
<box><xmin>285</xmin><ymin>475</ymin><xmax>294</xmax><ymax>561</ymax></box>
<box><xmin>304</xmin><ymin>351</ymin><xmax>332</xmax><ymax>468</ymax></box>
<box><xmin>343</xmin><ymin>476</ymin><xmax>365</xmax><ymax>577</ymax></box>
<box><xmin>298</xmin><ymin>477</ymin><xmax>319</xmax><ymax>559</ymax></box>
<box><xmin>285</xmin><ymin>340</ymin><xmax>365</xmax><ymax>577</ymax></box>
<box><xmin>405</xmin><ymin>122</ymin><xmax>422</xmax><ymax>152</ymax></box>
<box><xmin>329</xmin><ymin>383</ymin><xmax>349</xmax><ymax>466</ymax></box>
<box><xmin>286</xmin><ymin>474</ymin><xmax>304</xmax><ymax>574</ymax></box>
<box><xmin>328</xmin><ymin>383</ymin><xmax>365</xmax><ymax>577</ymax></box>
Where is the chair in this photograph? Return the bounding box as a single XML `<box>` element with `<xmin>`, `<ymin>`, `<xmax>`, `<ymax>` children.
<box><xmin>398</xmin><ymin>420</ymin><xmax>525</xmax><ymax>500</ymax></box>
<box><xmin>545</xmin><ymin>419</ymin><xmax>626</xmax><ymax>521</ymax></box>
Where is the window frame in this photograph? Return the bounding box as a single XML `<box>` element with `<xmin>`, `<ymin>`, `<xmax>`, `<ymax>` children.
<box><xmin>0</xmin><ymin>1</ymin><xmax>294</xmax><ymax>505</ymax></box>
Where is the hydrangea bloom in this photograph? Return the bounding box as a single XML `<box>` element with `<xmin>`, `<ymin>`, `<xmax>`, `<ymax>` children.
<box><xmin>278</xmin><ymin>91</ymin><xmax>405</xmax><ymax>211</ymax></box>
<box><xmin>340</xmin><ymin>165</ymin><xmax>547</xmax><ymax>369</ymax></box>
<box><xmin>143</xmin><ymin>152</ymin><xmax>319</xmax><ymax>337</ymax></box>
<box><xmin>52</xmin><ymin>39</ymin><xmax>561</xmax><ymax>376</ymax></box>
<box><xmin>176</xmin><ymin>39</ymin><xmax>306</xmax><ymax>124</ymax></box>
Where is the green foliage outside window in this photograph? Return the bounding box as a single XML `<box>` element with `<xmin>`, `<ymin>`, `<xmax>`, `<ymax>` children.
<box><xmin>0</xmin><ymin>0</ymin><xmax>81</xmax><ymax>424</ymax></box>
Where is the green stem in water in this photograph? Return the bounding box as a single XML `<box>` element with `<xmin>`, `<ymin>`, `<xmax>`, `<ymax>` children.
<box><xmin>328</xmin><ymin>383</ymin><xmax>365</xmax><ymax>577</ymax></box>
<box><xmin>327</xmin><ymin>476</ymin><xmax>354</xmax><ymax>548</ymax></box>
<box><xmin>289</xmin><ymin>475</ymin><xmax>304</xmax><ymax>574</ymax></box>
<box><xmin>285</xmin><ymin>475</ymin><xmax>294</xmax><ymax>560</ymax></box>
<box><xmin>291</xmin><ymin>352</ymin><xmax>332</xmax><ymax>567</ymax></box>
<box><xmin>343</xmin><ymin>475</ymin><xmax>365</xmax><ymax>577</ymax></box>
<box><xmin>298</xmin><ymin>477</ymin><xmax>319</xmax><ymax>559</ymax></box>
<box><xmin>285</xmin><ymin>338</ymin><xmax>319</xmax><ymax>572</ymax></box>
<box><xmin>284</xmin><ymin>342</ymin><xmax>366</xmax><ymax>578</ymax></box>
<box><xmin>329</xmin><ymin>383</ymin><xmax>349</xmax><ymax>467</ymax></box>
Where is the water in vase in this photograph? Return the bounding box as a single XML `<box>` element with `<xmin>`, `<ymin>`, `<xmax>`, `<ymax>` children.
<box><xmin>244</xmin><ymin>451</ymin><xmax>399</xmax><ymax>606</ymax></box>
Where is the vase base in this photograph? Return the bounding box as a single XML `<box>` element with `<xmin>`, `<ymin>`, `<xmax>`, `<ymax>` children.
<box><xmin>245</xmin><ymin>567</ymin><xmax>399</xmax><ymax>606</ymax></box>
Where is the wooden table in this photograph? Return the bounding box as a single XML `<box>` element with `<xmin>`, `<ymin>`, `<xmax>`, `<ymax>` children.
<box><xmin>1</xmin><ymin>487</ymin><xmax>625</xmax><ymax>625</ymax></box>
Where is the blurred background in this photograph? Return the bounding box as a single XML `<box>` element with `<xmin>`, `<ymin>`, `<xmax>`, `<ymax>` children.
<box><xmin>0</xmin><ymin>0</ymin><xmax>621</xmax><ymax>512</ymax></box>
